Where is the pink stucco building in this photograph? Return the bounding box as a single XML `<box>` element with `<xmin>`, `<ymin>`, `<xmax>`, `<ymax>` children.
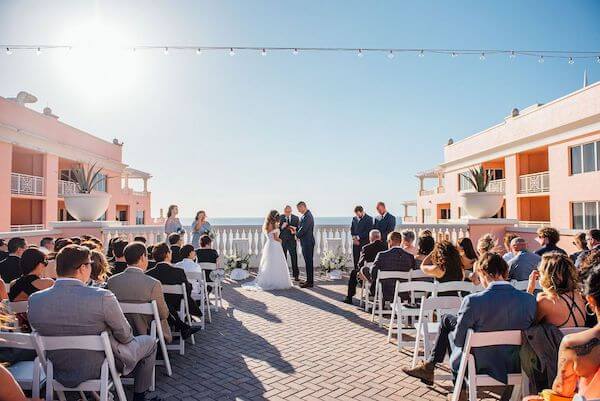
<box><xmin>0</xmin><ymin>91</ymin><xmax>152</xmax><ymax>232</ymax></box>
<box><xmin>408</xmin><ymin>80</ymin><xmax>600</xmax><ymax>232</ymax></box>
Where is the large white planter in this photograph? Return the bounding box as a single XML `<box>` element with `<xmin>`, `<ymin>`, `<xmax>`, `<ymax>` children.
<box><xmin>63</xmin><ymin>192</ymin><xmax>111</xmax><ymax>221</ymax></box>
<box><xmin>459</xmin><ymin>192</ymin><xmax>504</xmax><ymax>219</ymax></box>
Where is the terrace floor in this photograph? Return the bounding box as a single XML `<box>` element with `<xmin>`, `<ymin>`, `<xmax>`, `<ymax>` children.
<box><xmin>150</xmin><ymin>276</ymin><xmax>499</xmax><ymax>401</ymax></box>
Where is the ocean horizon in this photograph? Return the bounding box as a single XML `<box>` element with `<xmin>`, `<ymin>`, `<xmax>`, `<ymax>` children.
<box><xmin>178</xmin><ymin>216</ymin><xmax>399</xmax><ymax>227</ymax></box>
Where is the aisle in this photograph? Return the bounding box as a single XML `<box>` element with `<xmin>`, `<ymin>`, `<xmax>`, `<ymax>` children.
<box><xmin>152</xmin><ymin>278</ymin><xmax>453</xmax><ymax>401</ymax></box>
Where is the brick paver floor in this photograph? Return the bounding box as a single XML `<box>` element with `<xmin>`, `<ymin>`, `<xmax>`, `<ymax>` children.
<box><xmin>152</xmin><ymin>276</ymin><xmax>502</xmax><ymax>401</ymax></box>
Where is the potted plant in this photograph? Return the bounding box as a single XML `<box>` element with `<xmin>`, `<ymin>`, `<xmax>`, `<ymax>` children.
<box><xmin>62</xmin><ymin>163</ymin><xmax>112</xmax><ymax>221</ymax></box>
<box><xmin>320</xmin><ymin>250</ymin><xmax>349</xmax><ymax>280</ymax></box>
<box><xmin>459</xmin><ymin>166</ymin><xmax>504</xmax><ymax>219</ymax></box>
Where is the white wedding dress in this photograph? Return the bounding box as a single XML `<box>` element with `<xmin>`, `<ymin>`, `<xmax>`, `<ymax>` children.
<box><xmin>243</xmin><ymin>229</ymin><xmax>293</xmax><ymax>290</ymax></box>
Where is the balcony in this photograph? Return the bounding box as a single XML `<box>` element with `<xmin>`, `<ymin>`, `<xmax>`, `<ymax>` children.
<box><xmin>519</xmin><ymin>171</ymin><xmax>550</xmax><ymax>194</ymax></box>
<box><xmin>419</xmin><ymin>189</ymin><xmax>435</xmax><ymax>196</ymax></box>
<box><xmin>58</xmin><ymin>180</ymin><xmax>77</xmax><ymax>197</ymax></box>
<box><xmin>11</xmin><ymin>172</ymin><xmax>44</xmax><ymax>196</ymax></box>
<box><xmin>487</xmin><ymin>179</ymin><xmax>506</xmax><ymax>193</ymax></box>
<box><xmin>10</xmin><ymin>224</ymin><xmax>44</xmax><ymax>232</ymax></box>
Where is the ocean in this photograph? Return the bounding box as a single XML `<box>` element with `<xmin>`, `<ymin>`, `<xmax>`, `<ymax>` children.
<box><xmin>179</xmin><ymin>216</ymin><xmax>357</xmax><ymax>226</ymax></box>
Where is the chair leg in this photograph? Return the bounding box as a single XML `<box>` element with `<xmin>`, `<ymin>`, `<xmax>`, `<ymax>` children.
<box><xmin>467</xmin><ymin>357</ymin><xmax>477</xmax><ymax>401</ymax></box>
<box><xmin>397</xmin><ymin>316</ymin><xmax>404</xmax><ymax>351</ymax></box>
<box><xmin>387</xmin><ymin>302</ymin><xmax>396</xmax><ymax>342</ymax></box>
<box><xmin>378</xmin><ymin>298</ymin><xmax>384</xmax><ymax>327</ymax></box>
<box><xmin>411</xmin><ymin>322</ymin><xmax>422</xmax><ymax>368</ymax></box>
<box><xmin>451</xmin><ymin>353</ymin><xmax>469</xmax><ymax>401</ymax></box>
<box><xmin>509</xmin><ymin>384</ymin><xmax>522</xmax><ymax>401</ymax></box>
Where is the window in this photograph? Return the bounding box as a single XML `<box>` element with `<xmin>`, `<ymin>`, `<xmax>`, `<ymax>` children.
<box><xmin>95</xmin><ymin>173</ymin><xmax>107</xmax><ymax>192</ymax></box>
<box><xmin>570</xmin><ymin>140</ymin><xmax>600</xmax><ymax>175</ymax></box>
<box><xmin>572</xmin><ymin>201</ymin><xmax>600</xmax><ymax>230</ymax></box>
<box><xmin>487</xmin><ymin>169</ymin><xmax>503</xmax><ymax>180</ymax></box>
<box><xmin>440</xmin><ymin>208</ymin><xmax>451</xmax><ymax>220</ymax></box>
<box><xmin>136</xmin><ymin>210</ymin><xmax>145</xmax><ymax>225</ymax></box>
<box><xmin>459</xmin><ymin>174</ymin><xmax>473</xmax><ymax>191</ymax></box>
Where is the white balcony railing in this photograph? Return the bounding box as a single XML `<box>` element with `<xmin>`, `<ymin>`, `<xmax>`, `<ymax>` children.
<box><xmin>519</xmin><ymin>171</ymin><xmax>550</xmax><ymax>194</ymax></box>
<box><xmin>487</xmin><ymin>179</ymin><xmax>506</xmax><ymax>193</ymax></box>
<box><xmin>100</xmin><ymin>223</ymin><xmax>470</xmax><ymax>268</ymax></box>
<box><xmin>58</xmin><ymin>180</ymin><xmax>78</xmax><ymax>197</ymax></box>
<box><xmin>10</xmin><ymin>224</ymin><xmax>44</xmax><ymax>232</ymax></box>
<box><xmin>10</xmin><ymin>173</ymin><xmax>44</xmax><ymax>196</ymax></box>
<box><xmin>419</xmin><ymin>189</ymin><xmax>435</xmax><ymax>196</ymax></box>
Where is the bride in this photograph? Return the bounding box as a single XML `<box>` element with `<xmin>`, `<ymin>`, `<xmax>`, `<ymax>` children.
<box><xmin>244</xmin><ymin>210</ymin><xmax>293</xmax><ymax>290</ymax></box>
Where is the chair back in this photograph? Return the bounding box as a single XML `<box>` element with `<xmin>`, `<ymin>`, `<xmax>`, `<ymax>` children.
<box><xmin>162</xmin><ymin>284</ymin><xmax>185</xmax><ymax>295</ymax></box>
<box><xmin>198</xmin><ymin>262</ymin><xmax>217</xmax><ymax>271</ymax></box>
<box><xmin>409</xmin><ymin>269</ymin><xmax>429</xmax><ymax>280</ymax></box>
<box><xmin>465</xmin><ymin>329</ymin><xmax>522</xmax><ymax>350</ymax></box>
<box><xmin>377</xmin><ymin>271</ymin><xmax>412</xmax><ymax>281</ymax></box>
<box><xmin>0</xmin><ymin>331</ymin><xmax>36</xmax><ymax>350</ymax></box>
<box><xmin>420</xmin><ymin>295</ymin><xmax>462</xmax><ymax>317</ymax></box>
<box><xmin>434</xmin><ymin>280</ymin><xmax>480</xmax><ymax>296</ymax></box>
<box><xmin>8</xmin><ymin>301</ymin><xmax>28</xmax><ymax>314</ymax></box>
<box><xmin>119</xmin><ymin>301</ymin><xmax>160</xmax><ymax>338</ymax></box>
<box><xmin>511</xmin><ymin>280</ymin><xmax>541</xmax><ymax>291</ymax></box>
<box><xmin>185</xmin><ymin>271</ymin><xmax>205</xmax><ymax>282</ymax></box>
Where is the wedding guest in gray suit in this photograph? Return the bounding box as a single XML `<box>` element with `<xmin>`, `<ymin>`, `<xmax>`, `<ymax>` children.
<box><xmin>106</xmin><ymin>242</ymin><xmax>172</xmax><ymax>343</ymax></box>
<box><xmin>28</xmin><ymin>245</ymin><xmax>160</xmax><ymax>401</ymax></box>
<box><xmin>403</xmin><ymin>253</ymin><xmax>536</xmax><ymax>400</ymax></box>
<box><xmin>506</xmin><ymin>237</ymin><xmax>541</xmax><ymax>281</ymax></box>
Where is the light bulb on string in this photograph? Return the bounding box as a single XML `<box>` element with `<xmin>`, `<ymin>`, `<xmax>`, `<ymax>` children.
<box><xmin>5</xmin><ymin>47</ymin><xmax>12</xmax><ymax>55</ymax></box>
<box><xmin>538</xmin><ymin>55</ymin><xmax>544</xmax><ymax>63</ymax></box>
<box><xmin>196</xmin><ymin>48</ymin><xmax>202</xmax><ymax>55</ymax></box>
<box><xmin>36</xmin><ymin>47</ymin><xmax>42</xmax><ymax>56</ymax></box>
<box><xmin>357</xmin><ymin>49</ymin><xmax>363</xmax><ymax>57</ymax></box>
<box><xmin>568</xmin><ymin>57</ymin><xmax>574</xmax><ymax>64</ymax></box>
<box><xmin>451</xmin><ymin>52</ymin><xmax>457</xmax><ymax>58</ymax></box>
<box><xmin>597</xmin><ymin>56</ymin><xmax>600</xmax><ymax>64</ymax></box>
<box><xmin>163</xmin><ymin>47</ymin><xmax>169</xmax><ymax>55</ymax></box>
<box><xmin>479</xmin><ymin>52</ymin><xmax>486</xmax><ymax>60</ymax></box>
<box><xmin>131</xmin><ymin>47</ymin><xmax>137</xmax><ymax>54</ymax></box>
<box><xmin>261</xmin><ymin>48</ymin><xmax>267</xmax><ymax>56</ymax></box>
<box><xmin>229</xmin><ymin>48</ymin><xmax>235</xmax><ymax>56</ymax></box>
<box><xmin>292</xmin><ymin>48</ymin><xmax>299</xmax><ymax>56</ymax></box>
<box><xmin>509</xmin><ymin>51</ymin><xmax>516</xmax><ymax>59</ymax></box>
<box><xmin>418</xmin><ymin>49</ymin><xmax>424</xmax><ymax>58</ymax></box>
<box><xmin>387</xmin><ymin>50</ymin><xmax>394</xmax><ymax>59</ymax></box>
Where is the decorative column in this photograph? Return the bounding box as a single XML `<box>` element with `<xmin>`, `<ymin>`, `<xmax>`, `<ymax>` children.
<box><xmin>44</xmin><ymin>154</ymin><xmax>59</xmax><ymax>226</ymax></box>
<box><xmin>504</xmin><ymin>155</ymin><xmax>518</xmax><ymax>219</ymax></box>
<box><xmin>143</xmin><ymin>178</ymin><xmax>148</xmax><ymax>192</ymax></box>
<box><xmin>0</xmin><ymin>143</ymin><xmax>12</xmax><ymax>231</ymax></box>
<box><xmin>419</xmin><ymin>177</ymin><xmax>424</xmax><ymax>192</ymax></box>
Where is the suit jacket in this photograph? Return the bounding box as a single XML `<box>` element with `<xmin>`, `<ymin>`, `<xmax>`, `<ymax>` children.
<box><xmin>365</xmin><ymin>247</ymin><xmax>414</xmax><ymax>301</ymax></box>
<box><xmin>110</xmin><ymin>261</ymin><xmax>128</xmax><ymax>276</ymax></box>
<box><xmin>0</xmin><ymin>255</ymin><xmax>21</xmax><ymax>283</ymax></box>
<box><xmin>106</xmin><ymin>267</ymin><xmax>172</xmax><ymax>343</ymax></box>
<box><xmin>575</xmin><ymin>244</ymin><xmax>600</xmax><ymax>268</ymax></box>
<box><xmin>170</xmin><ymin>245</ymin><xmax>183</xmax><ymax>264</ymax></box>
<box><xmin>351</xmin><ymin>214</ymin><xmax>373</xmax><ymax>243</ymax></box>
<box><xmin>28</xmin><ymin>279</ymin><xmax>155</xmax><ymax>387</ymax></box>
<box><xmin>358</xmin><ymin>240</ymin><xmax>387</xmax><ymax>268</ymax></box>
<box><xmin>279</xmin><ymin>214</ymin><xmax>300</xmax><ymax>243</ymax></box>
<box><xmin>449</xmin><ymin>283</ymin><xmax>536</xmax><ymax>383</ymax></box>
<box><xmin>507</xmin><ymin>251</ymin><xmax>541</xmax><ymax>281</ymax></box>
<box><xmin>296</xmin><ymin>210</ymin><xmax>315</xmax><ymax>246</ymax></box>
<box><xmin>146</xmin><ymin>262</ymin><xmax>201</xmax><ymax>317</ymax></box>
<box><xmin>373</xmin><ymin>213</ymin><xmax>396</xmax><ymax>242</ymax></box>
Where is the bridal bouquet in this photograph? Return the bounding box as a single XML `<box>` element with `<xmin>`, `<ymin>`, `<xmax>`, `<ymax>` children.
<box><xmin>224</xmin><ymin>253</ymin><xmax>251</xmax><ymax>272</ymax></box>
<box><xmin>320</xmin><ymin>250</ymin><xmax>349</xmax><ymax>273</ymax></box>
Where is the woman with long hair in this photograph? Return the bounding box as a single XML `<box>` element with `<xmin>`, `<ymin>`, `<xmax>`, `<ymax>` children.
<box><xmin>164</xmin><ymin>204</ymin><xmax>183</xmax><ymax>235</ymax></box>
<box><xmin>457</xmin><ymin>237</ymin><xmax>478</xmax><ymax>271</ymax></box>
<box><xmin>191</xmin><ymin>210</ymin><xmax>211</xmax><ymax>249</ymax></box>
<box><xmin>420</xmin><ymin>240</ymin><xmax>464</xmax><ymax>282</ymax></box>
<box><xmin>89</xmin><ymin>250</ymin><xmax>111</xmax><ymax>286</ymax></box>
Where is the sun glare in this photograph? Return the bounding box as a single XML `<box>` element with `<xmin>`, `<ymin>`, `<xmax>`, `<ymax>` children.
<box><xmin>56</xmin><ymin>21</ymin><xmax>138</xmax><ymax>98</ymax></box>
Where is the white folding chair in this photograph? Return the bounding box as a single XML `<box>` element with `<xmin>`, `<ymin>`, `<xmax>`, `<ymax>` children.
<box><xmin>33</xmin><ymin>331</ymin><xmax>127</xmax><ymax>401</ymax></box>
<box><xmin>185</xmin><ymin>270</ymin><xmax>211</xmax><ymax>326</ymax></box>
<box><xmin>452</xmin><ymin>329</ymin><xmax>524</xmax><ymax>401</ymax></box>
<box><xmin>359</xmin><ymin>262</ymin><xmax>373</xmax><ymax>308</ymax></box>
<box><xmin>387</xmin><ymin>281</ymin><xmax>436</xmax><ymax>348</ymax></box>
<box><xmin>371</xmin><ymin>271</ymin><xmax>412</xmax><ymax>327</ymax></box>
<box><xmin>162</xmin><ymin>283</ymin><xmax>192</xmax><ymax>353</ymax></box>
<box><xmin>411</xmin><ymin>295</ymin><xmax>463</xmax><ymax>369</ymax></box>
<box><xmin>0</xmin><ymin>332</ymin><xmax>45</xmax><ymax>399</ymax></box>
<box><xmin>119</xmin><ymin>300</ymin><xmax>171</xmax><ymax>385</ymax></box>
<box><xmin>434</xmin><ymin>280</ymin><xmax>483</xmax><ymax>296</ymax></box>
<box><xmin>199</xmin><ymin>262</ymin><xmax>222</xmax><ymax>311</ymax></box>
<box><xmin>511</xmin><ymin>280</ymin><xmax>541</xmax><ymax>291</ymax></box>
<box><xmin>8</xmin><ymin>300</ymin><xmax>28</xmax><ymax>314</ymax></box>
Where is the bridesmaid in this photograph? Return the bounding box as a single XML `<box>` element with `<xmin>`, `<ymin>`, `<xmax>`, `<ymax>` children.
<box><xmin>191</xmin><ymin>210</ymin><xmax>211</xmax><ymax>249</ymax></box>
<box><xmin>164</xmin><ymin>204</ymin><xmax>183</xmax><ymax>235</ymax></box>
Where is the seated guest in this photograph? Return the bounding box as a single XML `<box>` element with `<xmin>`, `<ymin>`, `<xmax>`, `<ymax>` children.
<box><xmin>28</xmin><ymin>245</ymin><xmax>160</xmax><ymax>401</ymax></box>
<box><xmin>146</xmin><ymin>245</ymin><xmax>157</xmax><ymax>270</ymax></box>
<box><xmin>81</xmin><ymin>241</ymin><xmax>99</xmax><ymax>251</ymax></box>
<box><xmin>110</xmin><ymin>238</ymin><xmax>129</xmax><ymax>275</ymax></box>
<box><xmin>502</xmin><ymin>232</ymin><xmax>519</xmax><ymax>262</ymax></box>
<box><xmin>168</xmin><ymin>233</ymin><xmax>183</xmax><ymax>264</ymax></box>
<box><xmin>9</xmin><ymin>248</ymin><xmax>53</xmax><ymax>331</ymax></box>
<box><xmin>457</xmin><ymin>237</ymin><xmax>478</xmax><ymax>271</ymax></box>
<box><xmin>69</xmin><ymin>236</ymin><xmax>82</xmax><ymax>245</ymax></box>
<box><xmin>195</xmin><ymin>235</ymin><xmax>219</xmax><ymax>264</ymax></box>
<box><xmin>0</xmin><ymin>239</ymin><xmax>8</xmax><ymax>261</ymax></box>
<box><xmin>39</xmin><ymin>237</ymin><xmax>54</xmax><ymax>255</ymax></box>
<box><xmin>89</xmin><ymin>249</ymin><xmax>111</xmax><ymax>286</ymax></box>
<box><xmin>0</xmin><ymin>237</ymin><xmax>26</xmax><ymax>283</ymax></box>
<box><xmin>535</xmin><ymin>227</ymin><xmax>567</xmax><ymax>256</ymax></box>
<box><xmin>400</xmin><ymin>230</ymin><xmax>418</xmax><ymax>256</ymax></box>
<box><xmin>477</xmin><ymin>233</ymin><xmax>497</xmax><ymax>254</ymax></box>
<box><xmin>570</xmin><ymin>232</ymin><xmax>589</xmax><ymax>264</ymax></box>
<box><xmin>575</xmin><ymin>229</ymin><xmax>600</xmax><ymax>268</ymax></box>
<box><xmin>146</xmin><ymin>243</ymin><xmax>203</xmax><ymax>322</ymax></box>
<box><xmin>175</xmin><ymin>244</ymin><xmax>202</xmax><ymax>273</ymax></box>
<box><xmin>344</xmin><ymin>229</ymin><xmax>386</xmax><ymax>304</ymax></box>
<box><xmin>44</xmin><ymin>238</ymin><xmax>73</xmax><ymax>279</ymax></box>
<box><xmin>415</xmin><ymin>235</ymin><xmax>435</xmax><ymax>269</ymax></box>
<box><xmin>362</xmin><ymin>231</ymin><xmax>415</xmax><ymax>301</ymax></box>
<box><xmin>527</xmin><ymin>253</ymin><xmax>586</xmax><ymax>328</ymax></box>
<box><xmin>106</xmin><ymin>242</ymin><xmax>172</xmax><ymax>343</ymax></box>
<box><xmin>506</xmin><ymin>237</ymin><xmax>541</xmax><ymax>281</ymax></box>
<box><xmin>403</xmin><ymin>253</ymin><xmax>536</xmax><ymax>397</ymax></box>
<box><xmin>420</xmin><ymin>240</ymin><xmax>464</xmax><ymax>285</ymax></box>
<box><xmin>134</xmin><ymin>236</ymin><xmax>147</xmax><ymax>244</ymax></box>
<box><xmin>80</xmin><ymin>235</ymin><xmax>92</xmax><ymax>241</ymax></box>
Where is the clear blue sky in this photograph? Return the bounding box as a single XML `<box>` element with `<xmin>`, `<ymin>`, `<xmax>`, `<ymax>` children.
<box><xmin>1</xmin><ymin>1</ymin><xmax>599</xmax><ymax>218</ymax></box>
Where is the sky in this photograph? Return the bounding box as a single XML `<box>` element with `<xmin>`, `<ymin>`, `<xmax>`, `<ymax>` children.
<box><xmin>1</xmin><ymin>1</ymin><xmax>599</xmax><ymax>218</ymax></box>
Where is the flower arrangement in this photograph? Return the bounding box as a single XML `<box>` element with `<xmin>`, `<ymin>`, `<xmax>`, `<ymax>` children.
<box><xmin>320</xmin><ymin>250</ymin><xmax>349</xmax><ymax>273</ymax></box>
<box><xmin>224</xmin><ymin>253</ymin><xmax>251</xmax><ymax>272</ymax></box>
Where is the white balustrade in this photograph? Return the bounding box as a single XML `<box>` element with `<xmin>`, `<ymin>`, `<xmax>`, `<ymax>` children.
<box><xmin>519</xmin><ymin>171</ymin><xmax>550</xmax><ymax>194</ymax></box>
<box><xmin>10</xmin><ymin>224</ymin><xmax>44</xmax><ymax>232</ymax></box>
<box><xmin>58</xmin><ymin>180</ymin><xmax>77</xmax><ymax>197</ymax></box>
<box><xmin>487</xmin><ymin>178</ymin><xmax>505</xmax><ymax>193</ymax></box>
<box><xmin>10</xmin><ymin>173</ymin><xmax>44</xmax><ymax>196</ymax></box>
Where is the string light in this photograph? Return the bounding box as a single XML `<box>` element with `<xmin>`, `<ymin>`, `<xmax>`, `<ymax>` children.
<box><xmin>36</xmin><ymin>47</ymin><xmax>41</xmax><ymax>55</ymax></box>
<box><xmin>357</xmin><ymin>49</ymin><xmax>363</xmax><ymax>58</ymax></box>
<box><xmin>479</xmin><ymin>52</ymin><xmax>486</xmax><ymax>60</ymax></box>
<box><xmin>568</xmin><ymin>57</ymin><xmax>574</xmax><ymax>64</ymax></box>
<box><xmin>387</xmin><ymin>50</ymin><xmax>394</xmax><ymax>59</ymax></box>
<box><xmin>418</xmin><ymin>49</ymin><xmax>425</xmax><ymax>58</ymax></box>
<box><xmin>597</xmin><ymin>56</ymin><xmax>600</xmax><ymax>64</ymax></box>
<box><xmin>292</xmin><ymin>48</ymin><xmax>298</xmax><ymax>56</ymax></box>
<box><xmin>196</xmin><ymin>48</ymin><xmax>202</xmax><ymax>55</ymax></box>
<box><xmin>538</xmin><ymin>55</ymin><xmax>544</xmax><ymax>63</ymax></box>
<box><xmin>6</xmin><ymin>47</ymin><xmax>12</xmax><ymax>55</ymax></box>
<box><xmin>163</xmin><ymin>47</ymin><xmax>169</xmax><ymax>55</ymax></box>
<box><xmin>261</xmin><ymin>48</ymin><xmax>267</xmax><ymax>56</ymax></box>
<box><xmin>451</xmin><ymin>52</ymin><xmax>457</xmax><ymax>58</ymax></box>
<box><xmin>510</xmin><ymin>51</ymin><xmax>516</xmax><ymax>59</ymax></box>
<box><xmin>229</xmin><ymin>48</ymin><xmax>235</xmax><ymax>56</ymax></box>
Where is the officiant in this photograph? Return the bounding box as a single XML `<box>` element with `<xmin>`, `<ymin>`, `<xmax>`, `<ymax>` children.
<box><xmin>280</xmin><ymin>205</ymin><xmax>300</xmax><ymax>281</ymax></box>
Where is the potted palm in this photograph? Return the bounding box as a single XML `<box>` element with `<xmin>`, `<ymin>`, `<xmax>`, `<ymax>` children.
<box><xmin>63</xmin><ymin>163</ymin><xmax>112</xmax><ymax>221</ymax></box>
<box><xmin>459</xmin><ymin>166</ymin><xmax>504</xmax><ymax>219</ymax></box>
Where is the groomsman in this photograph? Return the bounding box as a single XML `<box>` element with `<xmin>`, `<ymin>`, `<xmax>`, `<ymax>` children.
<box><xmin>280</xmin><ymin>205</ymin><xmax>300</xmax><ymax>281</ymax></box>
<box><xmin>373</xmin><ymin>202</ymin><xmax>396</xmax><ymax>249</ymax></box>
<box><xmin>350</xmin><ymin>206</ymin><xmax>373</xmax><ymax>269</ymax></box>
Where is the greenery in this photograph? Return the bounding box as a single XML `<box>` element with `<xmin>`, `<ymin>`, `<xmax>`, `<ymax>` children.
<box><xmin>71</xmin><ymin>162</ymin><xmax>109</xmax><ymax>194</ymax></box>
<box><xmin>224</xmin><ymin>253</ymin><xmax>251</xmax><ymax>272</ymax></box>
<box><xmin>461</xmin><ymin>166</ymin><xmax>491</xmax><ymax>192</ymax></box>
<box><xmin>320</xmin><ymin>250</ymin><xmax>349</xmax><ymax>273</ymax></box>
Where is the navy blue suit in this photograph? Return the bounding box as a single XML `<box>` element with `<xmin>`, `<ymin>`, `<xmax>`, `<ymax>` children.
<box><xmin>350</xmin><ymin>214</ymin><xmax>373</xmax><ymax>268</ymax></box>
<box><xmin>280</xmin><ymin>214</ymin><xmax>300</xmax><ymax>279</ymax></box>
<box><xmin>296</xmin><ymin>210</ymin><xmax>315</xmax><ymax>284</ymax></box>
<box><xmin>373</xmin><ymin>213</ymin><xmax>396</xmax><ymax>246</ymax></box>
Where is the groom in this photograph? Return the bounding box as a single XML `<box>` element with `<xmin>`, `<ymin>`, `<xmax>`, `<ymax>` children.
<box><xmin>290</xmin><ymin>201</ymin><xmax>315</xmax><ymax>288</ymax></box>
